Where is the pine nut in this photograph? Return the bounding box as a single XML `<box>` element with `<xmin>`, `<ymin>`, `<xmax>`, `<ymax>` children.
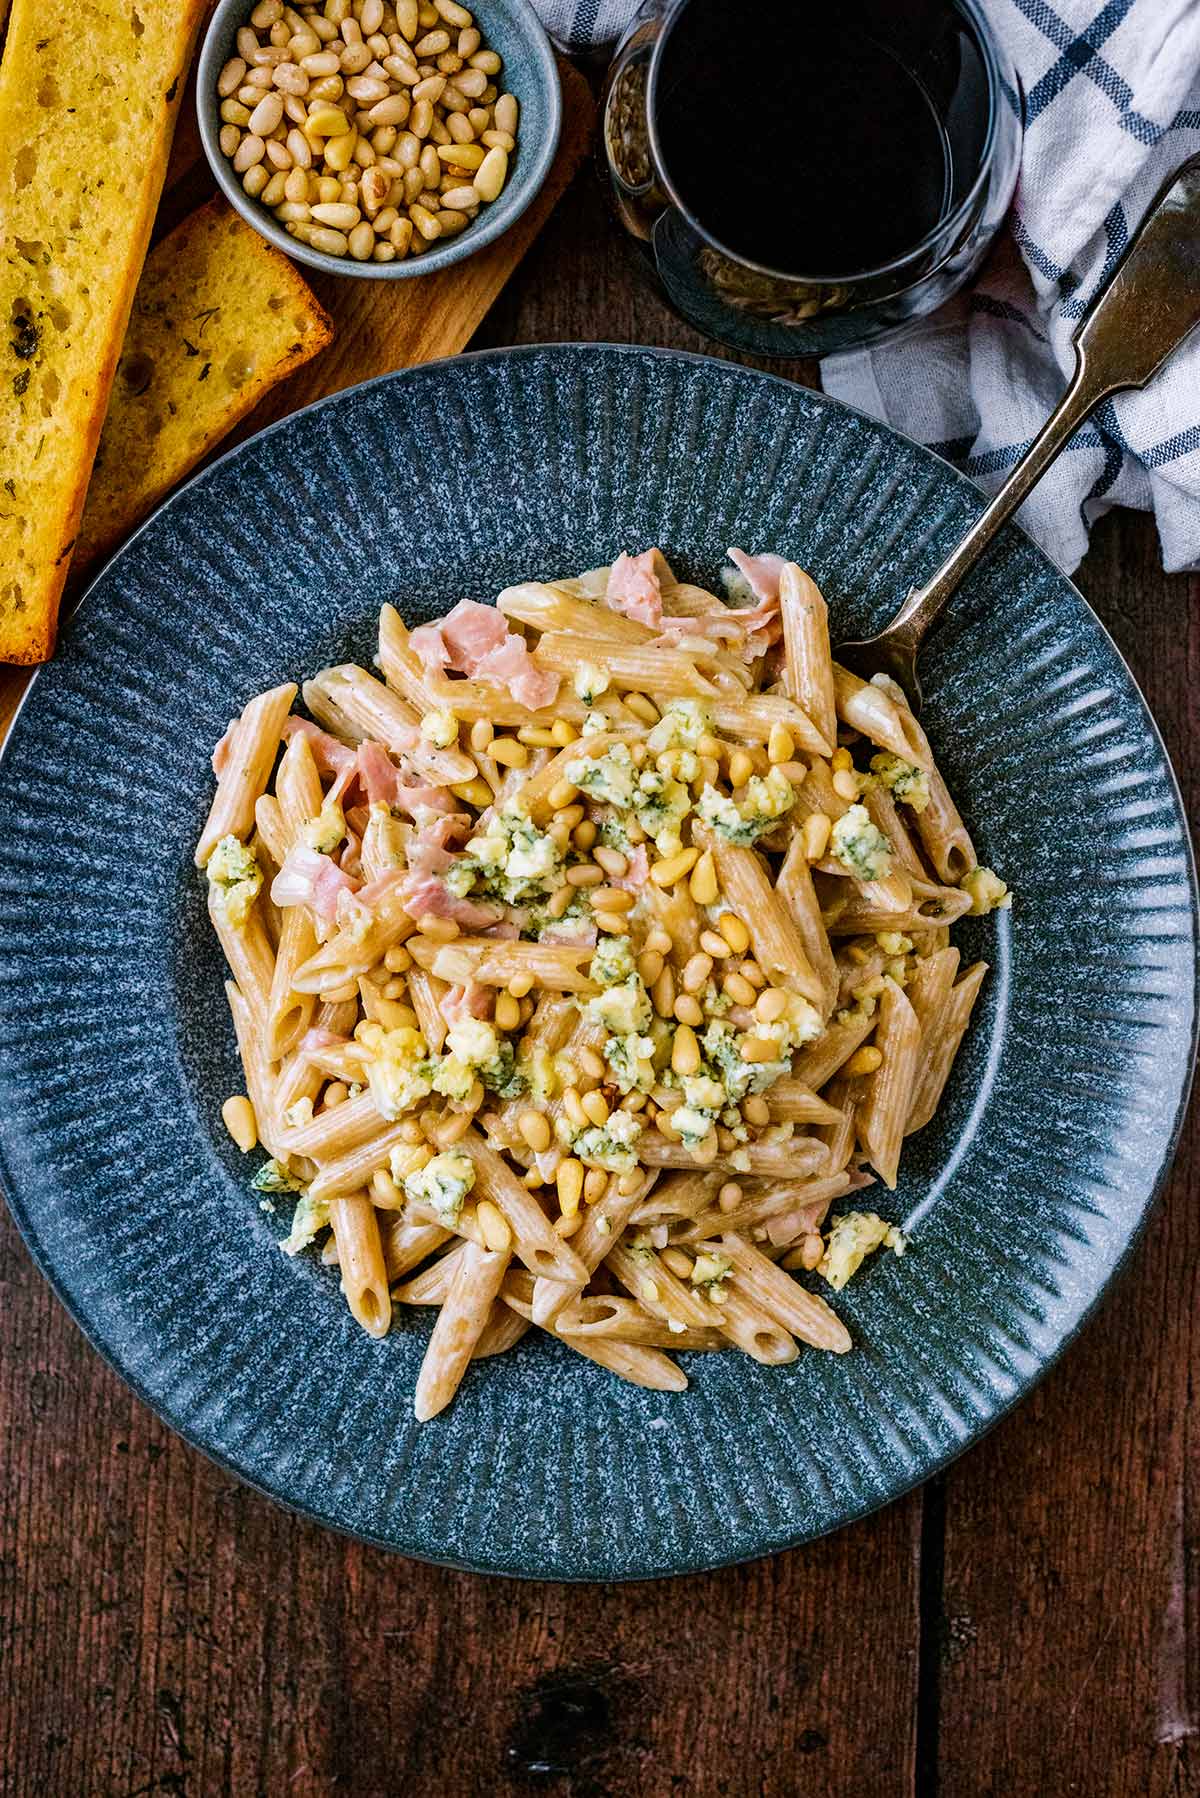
<box><xmin>436</xmin><ymin>138</ymin><xmax>483</xmax><ymax>166</ymax></box>
<box><xmin>802</xmin><ymin>812</ymin><xmax>832</xmax><ymax>860</ymax></box>
<box><xmin>699</xmin><ymin>929</ymin><xmax>730</xmax><ymax>959</ymax></box>
<box><xmin>593</xmin><ymin>846</ymin><xmax>628</xmax><ymax>878</ymax></box>
<box><xmin>742</xmin><ymin>1094</ymin><xmax>770</xmax><ymax>1125</ymax></box>
<box><xmin>494</xmin><ymin>92</ymin><xmax>518</xmax><ymax>134</ymax></box>
<box><xmin>547</xmin><ymin>779</ymin><xmax>578</xmax><ymax>810</ymax></box>
<box><xmin>688</xmin><ymin>848</ymin><xmax>719</xmax><ymax>905</ymax></box>
<box><xmin>566</xmin><ymin>864</ymin><xmax>604</xmax><ymax>887</ymax></box>
<box><xmin>486</xmin><ymin>735</ymin><xmax>527</xmax><ymax>768</ymax></box>
<box><xmin>755</xmin><ymin>987</ymin><xmax>789</xmax><ymax>1024</ymax></box>
<box><xmin>219</xmin><ymin>56</ymin><xmax>248</xmax><ymax>95</ymax></box>
<box><xmin>844</xmin><ymin>1045</ymin><xmax>883</xmax><ymax>1077</ymax></box>
<box><xmin>577</xmin><ymin>1047</ymin><xmax>606</xmax><ymax>1082</ymax></box>
<box><xmin>222</xmin><ymin>1095</ymin><xmax>257</xmax><ymax>1152</ymax></box>
<box><xmin>637</xmin><ymin>950</ymin><xmax>664</xmax><ymax>986</ymax></box>
<box><xmin>493</xmin><ymin>991</ymin><xmax>520</xmax><ymax>1032</ymax></box>
<box><xmin>477</xmin><ymin>1199</ymin><xmax>511</xmax><ymax>1253</ymax></box>
<box><xmin>517</xmin><ymin>1111</ymin><xmax>551</xmax><ymax>1154</ymax></box>
<box><xmin>440</xmin><ymin>182</ymin><xmax>479</xmax><ymax>209</ymax></box>
<box><xmin>671</xmin><ymin>1025</ymin><xmax>701</xmax><ymax>1076</ymax></box>
<box><xmin>722</xmin><ymin>972</ymin><xmax>757</xmax><ymax>1006</ymax></box>
<box><xmin>832</xmin><ymin>768</ymin><xmax>859</xmax><ymax>800</ymax></box>
<box><xmin>473</xmin><ymin>142</ymin><xmax>507</xmax><ymax>199</ymax></box>
<box><xmin>729</xmin><ymin>749</ymin><xmax>755</xmax><ymax>788</ymax></box>
<box><xmin>591</xmin><ymin>886</ymin><xmax>633</xmax><ymax>911</ymax></box>
<box><xmin>234</xmin><ymin>133</ymin><xmax>267</xmax><ymax>171</ymax></box>
<box><xmin>768</xmin><ymin>723</ymin><xmax>794</xmax><ymax>764</ymax></box>
<box><xmin>651</xmin><ymin>847</ymin><xmax>700</xmax><ymax>888</ymax></box>
<box><xmin>312</xmin><ymin>200</ymin><xmax>361</xmax><ymax>227</ymax></box>
<box><xmin>417</xmin><ymin>912</ymin><xmax>458</xmax><ymax>941</ymax></box>
<box><xmin>306</xmin><ymin>102</ymin><xmax>350</xmax><ymax>133</ymax></box>
<box><xmin>409</xmin><ymin>202</ymin><xmax>441</xmax><ymax>238</ymax></box>
<box><xmin>652</xmin><ymin>967</ymin><xmax>675</xmax><ymax>1017</ymax></box>
<box><xmin>415</xmin><ymin>27</ymin><xmax>450</xmax><ymax>53</ymax></box>
<box><xmin>594</xmin><ymin>911</ymin><xmax>630</xmax><ymax>935</ymax></box>
<box><xmin>682</xmin><ymin>952</ymin><xmax>713</xmax><ymax>993</ymax></box>
<box><xmin>219</xmin><ymin>123</ymin><xmax>241</xmax><ymax>156</ymax></box>
<box><xmin>718</xmin><ymin>912</ymin><xmax>751</xmax><ymax>954</ymax></box>
<box><xmin>557</xmin><ymin>1158</ymin><xmax>584</xmax><ymax>1217</ymax></box>
<box><xmin>717</xmin><ymin>1181</ymin><xmax>743</xmax><ymax>1212</ymax></box>
<box><xmin>740</xmin><ymin>1035</ymin><xmax>778</xmax><ymax>1063</ymax></box>
<box><xmin>581</xmin><ymin>1090</ymin><xmax>609</xmax><ymax>1128</ymax></box>
<box><xmin>673</xmin><ymin>995</ymin><xmax>703</xmax><ymax>1026</ymax></box>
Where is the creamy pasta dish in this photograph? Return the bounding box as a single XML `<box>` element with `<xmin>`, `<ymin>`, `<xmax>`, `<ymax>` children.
<box><xmin>196</xmin><ymin>548</ymin><xmax>1009</xmax><ymax>1420</ymax></box>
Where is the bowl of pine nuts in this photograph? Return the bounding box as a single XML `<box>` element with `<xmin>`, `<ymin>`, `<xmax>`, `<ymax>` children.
<box><xmin>197</xmin><ymin>0</ymin><xmax>561</xmax><ymax>276</ymax></box>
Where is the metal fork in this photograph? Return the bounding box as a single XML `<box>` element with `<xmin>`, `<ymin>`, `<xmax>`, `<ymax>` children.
<box><xmin>836</xmin><ymin>153</ymin><xmax>1200</xmax><ymax>710</ymax></box>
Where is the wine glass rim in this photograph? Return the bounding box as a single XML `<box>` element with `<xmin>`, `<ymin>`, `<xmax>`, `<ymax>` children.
<box><xmin>645</xmin><ymin>0</ymin><xmax>1008</xmax><ymax>289</ymax></box>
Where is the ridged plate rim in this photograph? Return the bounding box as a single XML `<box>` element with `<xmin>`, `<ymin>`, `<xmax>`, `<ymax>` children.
<box><xmin>0</xmin><ymin>342</ymin><xmax>1195</xmax><ymax>1579</ymax></box>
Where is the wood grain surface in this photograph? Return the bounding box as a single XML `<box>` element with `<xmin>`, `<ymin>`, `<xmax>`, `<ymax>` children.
<box><xmin>1</xmin><ymin>102</ymin><xmax>1198</xmax><ymax>1798</ymax></box>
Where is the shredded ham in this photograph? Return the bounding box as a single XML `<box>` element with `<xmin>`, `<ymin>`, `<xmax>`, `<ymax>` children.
<box><xmin>727</xmin><ymin>548</ymin><xmax>787</xmax><ymax>604</ymax></box>
<box><xmin>409</xmin><ymin>600</ymin><xmax>507</xmax><ymax>672</ymax></box>
<box><xmin>211</xmin><ymin>719</ymin><xmax>237</xmax><ymax>779</ymax></box>
<box><xmin>354</xmin><ymin>740</ymin><xmax>401</xmax><ymax>808</ymax></box>
<box><xmin>390</xmin><ymin>781</ymin><xmax>457</xmax><ymax>818</ymax></box>
<box><xmin>442</xmin><ymin>981</ymin><xmax>492</xmax><ymax>1025</ymax></box>
<box><xmin>406</xmin><ymin>813</ymin><xmax>473</xmax><ymax>879</ymax></box>
<box><xmin>271</xmin><ymin>845</ymin><xmax>360</xmax><ymax>923</ymax></box>
<box><xmin>409</xmin><ymin>599</ymin><xmax>558</xmax><ymax>710</ymax></box>
<box><xmin>605</xmin><ymin>549</ymin><xmax>664</xmax><ymax>628</ymax></box>
<box><xmin>282</xmin><ymin>716</ymin><xmax>358</xmax><ymax>775</ymax></box>
<box><xmin>400</xmin><ymin>871</ymin><xmax>502</xmax><ymax>929</ymax></box>
<box><xmin>541</xmin><ymin>922</ymin><xmax>598</xmax><ymax>948</ymax></box>
<box><xmin>471</xmin><ymin>635</ymin><xmax>559</xmax><ymax>710</ymax></box>
<box><xmin>299</xmin><ymin>1026</ymin><xmax>345</xmax><ymax>1055</ymax></box>
<box><xmin>613</xmin><ymin>844</ymin><xmax>650</xmax><ymax>893</ymax></box>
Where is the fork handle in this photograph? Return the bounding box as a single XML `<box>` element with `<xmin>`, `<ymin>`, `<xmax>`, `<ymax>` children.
<box><xmin>882</xmin><ymin>358</ymin><xmax>1101</xmax><ymax>650</ymax></box>
<box><xmin>886</xmin><ymin>150</ymin><xmax>1200</xmax><ymax>655</ymax></box>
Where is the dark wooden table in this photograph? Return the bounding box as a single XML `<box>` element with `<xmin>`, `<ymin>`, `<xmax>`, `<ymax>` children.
<box><xmin>2</xmin><ymin>155</ymin><xmax>1197</xmax><ymax>1798</ymax></box>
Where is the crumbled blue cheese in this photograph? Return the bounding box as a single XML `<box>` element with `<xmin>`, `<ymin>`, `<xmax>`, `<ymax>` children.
<box><xmin>830</xmin><ymin>804</ymin><xmax>893</xmax><ymax>880</ymax></box>
<box><xmin>590</xmin><ymin>935</ymin><xmax>636</xmax><ymax>988</ymax></box>
<box><xmin>604</xmin><ymin>1030</ymin><xmax>657</xmax><ymax>1094</ymax></box>
<box><xmin>870</xmin><ymin>752</ymin><xmax>930</xmax><ymax>813</ymax></box>
<box><xmin>280</xmin><ymin>1190</ymin><xmax>331</xmax><ymax>1256</ymax></box>
<box><xmin>570</xmin><ymin>1110</ymin><xmax>643</xmax><ymax>1173</ymax></box>
<box><xmin>646</xmin><ymin>700</ymin><xmax>711</xmax><ymax>753</ymax></box>
<box><xmin>432</xmin><ymin>1057</ymin><xmax>477</xmax><ymax>1102</ymax></box>
<box><xmin>690</xmin><ymin>1250</ymin><xmax>732</xmax><ymax>1301</ymax></box>
<box><xmin>480</xmin><ymin>1039</ymin><xmax>526</xmax><ymax>1098</ymax></box>
<box><xmin>450</xmin><ymin>807</ymin><xmax>563</xmax><ymax>904</ymax></box>
<box><xmin>633</xmin><ymin>768</ymin><xmax>692</xmax><ymax>847</ymax></box>
<box><xmin>573</xmin><ymin>662</ymin><xmax>610</xmax><ymax>705</ymax></box>
<box><xmin>420</xmin><ymin>707</ymin><xmax>459</xmax><ymax>748</ymax></box>
<box><xmin>206</xmin><ymin>834</ymin><xmax>262</xmax><ymax>927</ymax></box>
<box><xmin>252</xmin><ymin>1158</ymin><xmax>305</xmax><ymax>1194</ymax></box>
<box><xmin>673</xmin><ymin>1104</ymin><xmax>716</xmax><ymax>1152</ymax></box>
<box><xmin>282</xmin><ymin>1096</ymin><xmax>315</xmax><ymax>1131</ymax></box>
<box><xmin>581</xmin><ymin>709</ymin><xmax>609</xmax><ymax>737</ymax></box>
<box><xmin>818</xmin><ymin>1211</ymin><xmax>907</xmax><ymax>1289</ymax></box>
<box><xmin>403</xmin><ymin>1149</ymin><xmax>475</xmax><ymax>1227</ymax></box>
<box><xmin>697</xmin><ymin>767</ymin><xmax>795</xmax><ymax>844</ymax></box>
<box><xmin>354</xmin><ymin>1022</ymin><xmax>434</xmax><ymax>1119</ymax></box>
<box><xmin>515</xmin><ymin>1043</ymin><xmax>558</xmax><ymax>1104</ymax></box>
<box><xmin>585</xmin><ymin>977</ymin><xmax>651</xmax><ymax>1036</ymax></box>
<box><xmin>962</xmin><ymin>866</ymin><xmax>1012</xmax><ymax>915</ymax></box>
<box><xmin>302</xmin><ymin>800</ymin><xmax>347</xmax><ymax>855</ymax></box>
<box><xmin>565</xmin><ymin>743</ymin><xmax>638</xmax><ymax>808</ymax></box>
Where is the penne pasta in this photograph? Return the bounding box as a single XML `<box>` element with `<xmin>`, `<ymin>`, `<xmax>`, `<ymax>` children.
<box><xmin>196</xmin><ymin>681</ymin><xmax>297</xmax><ymax>866</ymax></box>
<box><xmin>414</xmin><ymin>1241</ymin><xmax>511</xmax><ymax>1420</ymax></box>
<box><xmin>698</xmin><ymin>829</ymin><xmax>824</xmax><ymax>1005</ymax></box>
<box><xmin>778</xmin><ymin>563</ymin><xmax>837</xmax><ymax>752</ymax></box>
<box><xmin>907</xmin><ymin>961</ymin><xmax>988</xmax><ymax>1134</ymax></box>
<box><xmin>856</xmin><ymin>978</ymin><xmax>921</xmax><ymax>1188</ymax></box>
<box><xmin>831</xmin><ymin>664</ymin><xmax>934</xmax><ymax>769</ymax></box>
<box><xmin>719</xmin><ymin>1233</ymin><xmax>851</xmax><ymax>1351</ymax></box>
<box><xmin>329</xmin><ymin>1194</ymin><xmax>391</xmax><ymax>1339</ymax></box>
<box><xmin>204</xmin><ymin>547</ymin><xmax>1008</xmax><ymax>1415</ymax></box>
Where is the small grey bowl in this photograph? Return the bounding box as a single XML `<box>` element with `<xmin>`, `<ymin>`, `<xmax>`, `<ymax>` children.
<box><xmin>197</xmin><ymin>0</ymin><xmax>562</xmax><ymax>279</ymax></box>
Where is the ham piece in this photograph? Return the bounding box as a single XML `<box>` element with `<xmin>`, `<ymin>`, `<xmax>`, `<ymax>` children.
<box><xmin>399</xmin><ymin>871</ymin><xmax>502</xmax><ymax>930</ymax></box>
<box><xmin>271</xmin><ymin>845</ymin><xmax>360</xmax><ymax>923</ymax></box>
<box><xmin>605</xmin><ymin>549</ymin><xmax>665</xmax><ymax>628</ymax></box>
<box><xmin>409</xmin><ymin>599</ymin><xmax>558</xmax><ymax>710</ymax></box>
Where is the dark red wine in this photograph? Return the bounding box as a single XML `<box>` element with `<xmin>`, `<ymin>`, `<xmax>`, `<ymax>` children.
<box><xmin>653</xmin><ymin>0</ymin><xmax>989</xmax><ymax>278</ymax></box>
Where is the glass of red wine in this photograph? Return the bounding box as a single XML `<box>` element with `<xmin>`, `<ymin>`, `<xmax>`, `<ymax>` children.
<box><xmin>601</xmin><ymin>0</ymin><xmax>1021</xmax><ymax>358</ymax></box>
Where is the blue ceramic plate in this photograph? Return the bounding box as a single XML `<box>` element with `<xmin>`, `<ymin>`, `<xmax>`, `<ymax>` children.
<box><xmin>0</xmin><ymin>346</ymin><xmax>1195</xmax><ymax>1580</ymax></box>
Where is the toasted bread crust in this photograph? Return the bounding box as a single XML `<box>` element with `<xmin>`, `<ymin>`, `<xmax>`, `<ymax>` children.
<box><xmin>76</xmin><ymin>200</ymin><xmax>333</xmax><ymax>575</ymax></box>
<box><xmin>0</xmin><ymin>0</ymin><xmax>208</xmax><ymax>663</ymax></box>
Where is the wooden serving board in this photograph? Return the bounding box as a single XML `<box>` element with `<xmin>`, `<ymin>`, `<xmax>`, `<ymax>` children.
<box><xmin>0</xmin><ymin>58</ymin><xmax>594</xmax><ymax>742</ymax></box>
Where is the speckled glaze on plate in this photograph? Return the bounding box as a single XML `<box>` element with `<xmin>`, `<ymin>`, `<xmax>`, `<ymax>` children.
<box><xmin>0</xmin><ymin>345</ymin><xmax>1195</xmax><ymax>1581</ymax></box>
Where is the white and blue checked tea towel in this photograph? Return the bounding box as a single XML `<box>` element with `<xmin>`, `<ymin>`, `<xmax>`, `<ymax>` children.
<box><xmin>535</xmin><ymin>0</ymin><xmax>1200</xmax><ymax>574</ymax></box>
